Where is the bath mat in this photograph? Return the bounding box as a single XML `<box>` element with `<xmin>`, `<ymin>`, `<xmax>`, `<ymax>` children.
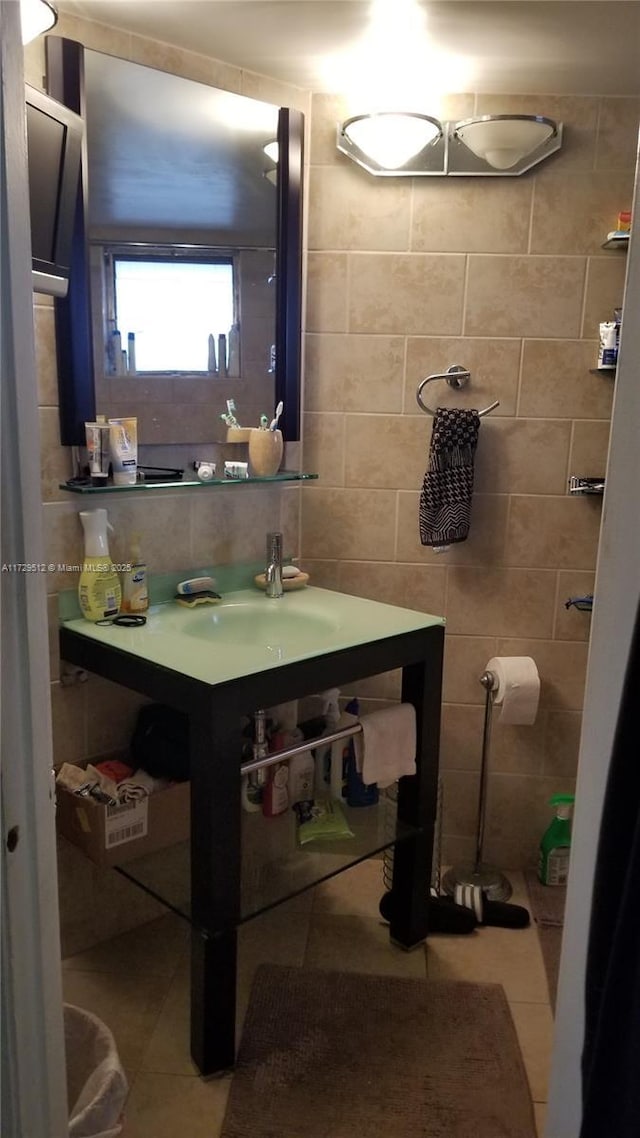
<box><xmin>525</xmin><ymin>871</ymin><xmax>566</xmax><ymax>926</ymax></box>
<box><xmin>525</xmin><ymin>872</ymin><xmax>566</xmax><ymax>1010</ymax></box>
<box><xmin>537</xmin><ymin>925</ymin><xmax>563</xmax><ymax>1010</ymax></box>
<box><xmin>220</xmin><ymin>964</ymin><xmax>536</xmax><ymax>1138</ymax></box>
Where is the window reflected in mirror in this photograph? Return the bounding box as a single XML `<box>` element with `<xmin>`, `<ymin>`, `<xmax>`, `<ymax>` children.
<box><xmin>104</xmin><ymin>250</ymin><xmax>236</xmax><ymax>374</ymax></box>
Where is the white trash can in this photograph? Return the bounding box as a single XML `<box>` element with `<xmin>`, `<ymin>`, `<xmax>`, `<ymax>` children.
<box><xmin>64</xmin><ymin>1004</ymin><xmax>128</xmax><ymax>1138</ymax></box>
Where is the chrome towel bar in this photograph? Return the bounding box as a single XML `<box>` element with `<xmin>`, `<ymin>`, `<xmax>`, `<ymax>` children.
<box><xmin>240</xmin><ymin>722</ymin><xmax>362</xmax><ymax>776</ymax></box>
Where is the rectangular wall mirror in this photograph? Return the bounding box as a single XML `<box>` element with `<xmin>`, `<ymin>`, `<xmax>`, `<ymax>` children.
<box><xmin>46</xmin><ymin>37</ymin><xmax>303</xmax><ymax>451</ymax></box>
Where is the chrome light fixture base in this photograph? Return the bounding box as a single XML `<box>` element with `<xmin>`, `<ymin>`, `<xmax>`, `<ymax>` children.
<box><xmin>337</xmin><ymin>112</ymin><xmax>562</xmax><ymax>177</ymax></box>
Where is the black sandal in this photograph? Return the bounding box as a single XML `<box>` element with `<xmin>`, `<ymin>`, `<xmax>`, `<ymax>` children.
<box><xmin>379</xmin><ymin>891</ymin><xmax>478</xmax><ymax>935</ymax></box>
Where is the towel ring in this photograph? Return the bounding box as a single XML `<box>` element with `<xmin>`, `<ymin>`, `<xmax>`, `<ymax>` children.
<box><xmin>416</xmin><ymin>365</ymin><xmax>500</xmax><ymax>418</ymax></box>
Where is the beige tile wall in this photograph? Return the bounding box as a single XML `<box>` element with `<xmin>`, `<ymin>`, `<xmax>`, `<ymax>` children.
<box><xmin>303</xmin><ymin>91</ymin><xmax>639</xmax><ymax>869</ymax></box>
<box><xmin>27</xmin><ymin>14</ymin><xmax>309</xmax><ymax>954</ymax></box>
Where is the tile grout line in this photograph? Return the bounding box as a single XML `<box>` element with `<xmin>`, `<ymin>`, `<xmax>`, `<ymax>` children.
<box><xmin>579</xmin><ymin>256</ymin><xmax>591</xmax><ymax>339</ymax></box>
<box><xmin>514</xmin><ymin>337</ymin><xmax>525</xmax><ymax>418</ymax></box>
<box><xmin>460</xmin><ymin>253</ymin><xmax>470</xmax><ymax>337</ymax></box>
<box><xmin>551</xmin><ymin>569</ymin><xmax>562</xmax><ymax>640</ymax></box>
<box><xmin>527</xmin><ymin>175</ymin><xmax>536</xmax><ymax>256</ymax></box>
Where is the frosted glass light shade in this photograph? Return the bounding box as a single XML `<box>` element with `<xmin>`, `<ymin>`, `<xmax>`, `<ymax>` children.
<box><xmin>342</xmin><ymin>113</ymin><xmax>442</xmax><ymax>171</ymax></box>
<box><xmin>454</xmin><ymin>115</ymin><xmax>557</xmax><ymax>170</ymax></box>
<box><xmin>21</xmin><ymin>0</ymin><xmax>57</xmax><ymax>44</ymax></box>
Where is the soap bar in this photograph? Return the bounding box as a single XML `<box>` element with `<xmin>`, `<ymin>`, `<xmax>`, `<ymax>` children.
<box><xmin>282</xmin><ymin>565</ymin><xmax>302</xmax><ymax>579</ymax></box>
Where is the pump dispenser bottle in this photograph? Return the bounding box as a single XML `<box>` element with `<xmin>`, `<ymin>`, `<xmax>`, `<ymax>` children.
<box><xmin>78</xmin><ymin>509</ymin><xmax>121</xmax><ymax>621</ymax></box>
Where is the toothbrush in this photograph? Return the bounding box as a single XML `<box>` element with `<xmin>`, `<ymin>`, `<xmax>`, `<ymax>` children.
<box><xmin>269</xmin><ymin>401</ymin><xmax>283</xmax><ymax>431</ymax></box>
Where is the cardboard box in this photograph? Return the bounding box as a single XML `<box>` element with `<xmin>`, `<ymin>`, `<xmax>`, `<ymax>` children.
<box><xmin>56</xmin><ymin>772</ymin><xmax>190</xmax><ymax>868</ymax></box>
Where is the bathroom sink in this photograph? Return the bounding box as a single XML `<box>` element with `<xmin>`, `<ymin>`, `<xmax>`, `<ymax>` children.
<box><xmin>181</xmin><ymin>599</ymin><xmax>340</xmax><ymax>651</ymax></box>
<box><xmin>61</xmin><ymin>586</ymin><xmax>444</xmax><ymax>686</ymax></box>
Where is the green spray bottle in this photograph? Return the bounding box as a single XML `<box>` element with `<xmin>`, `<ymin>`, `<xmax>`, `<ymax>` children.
<box><xmin>538</xmin><ymin>794</ymin><xmax>574</xmax><ymax>885</ymax></box>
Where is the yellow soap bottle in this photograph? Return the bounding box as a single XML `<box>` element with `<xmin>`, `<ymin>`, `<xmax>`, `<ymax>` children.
<box><xmin>78</xmin><ymin>508</ymin><xmax>121</xmax><ymax>621</ymax></box>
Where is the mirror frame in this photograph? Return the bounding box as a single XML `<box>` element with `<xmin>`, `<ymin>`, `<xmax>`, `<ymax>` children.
<box><xmin>45</xmin><ymin>36</ymin><xmax>303</xmax><ymax>446</ymax></box>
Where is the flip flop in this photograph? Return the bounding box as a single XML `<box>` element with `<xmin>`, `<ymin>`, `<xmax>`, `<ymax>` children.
<box><xmin>378</xmin><ymin>891</ymin><xmax>477</xmax><ymax>935</ymax></box>
<box><xmin>454</xmin><ymin>883</ymin><xmax>530</xmax><ymax>929</ymax></box>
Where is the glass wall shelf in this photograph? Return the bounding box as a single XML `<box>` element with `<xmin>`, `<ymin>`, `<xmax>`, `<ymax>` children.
<box><xmin>114</xmin><ymin>789</ymin><xmax>419</xmax><ymax>934</ymax></box>
<box><xmin>568</xmin><ymin>475</ymin><xmax>605</xmax><ymax>496</ymax></box>
<box><xmin>59</xmin><ymin>471</ymin><xmax>317</xmax><ymax>494</ymax></box>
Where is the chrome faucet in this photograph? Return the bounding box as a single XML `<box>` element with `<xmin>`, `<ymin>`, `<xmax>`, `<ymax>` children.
<box><xmin>265</xmin><ymin>532</ymin><xmax>284</xmax><ymax>598</ymax></box>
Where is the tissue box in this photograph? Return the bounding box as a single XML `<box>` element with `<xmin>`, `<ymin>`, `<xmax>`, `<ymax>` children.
<box><xmin>55</xmin><ymin>770</ymin><xmax>190</xmax><ymax>868</ymax></box>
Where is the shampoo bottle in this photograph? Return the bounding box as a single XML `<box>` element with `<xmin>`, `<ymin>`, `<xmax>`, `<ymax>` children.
<box><xmin>314</xmin><ymin>688</ymin><xmax>341</xmax><ymax>796</ymax></box>
<box><xmin>344</xmin><ymin>697</ymin><xmax>379</xmax><ymax>808</ymax></box>
<box><xmin>121</xmin><ymin>533</ymin><xmax>149</xmax><ymax>613</ymax></box>
<box><xmin>288</xmin><ymin>747</ymin><xmax>315</xmax><ymax>806</ymax></box>
<box><xmin>227</xmin><ymin>322</ymin><xmax>240</xmax><ymax>378</ymax></box>
<box><xmin>538</xmin><ymin>794</ymin><xmax>574</xmax><ymax>885</ymax></box>
<box><xmin>78</xmin><ymin>509</ymin><xmax>122</xmax><ymax>621</ymax></box>
<box><xmin>262</xmin><ymin>758</ymin><xmax>289</xmax><ymax>817</ymax></box>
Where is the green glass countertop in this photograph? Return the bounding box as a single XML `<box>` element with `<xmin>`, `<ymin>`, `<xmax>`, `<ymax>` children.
<box><xmin>61</xmin><ymin>587</ymin><xmax>445</xmax><ymax>687</ymax></box>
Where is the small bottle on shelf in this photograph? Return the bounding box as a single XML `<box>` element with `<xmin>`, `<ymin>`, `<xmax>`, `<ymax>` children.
<box><xmin>121</xmin><ymin>533</ymin><xmax>149</xmax><ymax>613</ymax></box>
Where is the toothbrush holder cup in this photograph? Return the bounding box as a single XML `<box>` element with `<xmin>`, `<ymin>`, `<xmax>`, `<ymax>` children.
<box><xmin>248</xmin><ymin>429</ymin><xmax>283</xmax><ymax>477</ymax></box>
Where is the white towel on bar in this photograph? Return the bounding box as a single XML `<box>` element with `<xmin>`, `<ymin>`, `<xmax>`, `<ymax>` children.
<box><xmin>353</xmin><ymin>704</ymin><xmax>417</xmax><ymax>789</ymax></box>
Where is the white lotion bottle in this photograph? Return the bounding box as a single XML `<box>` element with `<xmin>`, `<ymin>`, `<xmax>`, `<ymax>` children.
<box><xmin>270</xmin><ymin>700</ymin><xmax>314</xmax><ymax>804</ymax></box>
<box><xmin>314</xmin><ymin>688</ymin><xmax>341</xmax><ymax>796</ymax></box>
<box><xmin>288</xmin><ymin>749</ymin><xmax>315</xmax><ymax>805</ymax></box>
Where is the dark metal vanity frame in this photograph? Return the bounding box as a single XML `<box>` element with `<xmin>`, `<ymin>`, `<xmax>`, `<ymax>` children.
<box><xmin>60</xmin><ymin>620</ymin><xmax>444</xmax><ymax>1074</ymax></box>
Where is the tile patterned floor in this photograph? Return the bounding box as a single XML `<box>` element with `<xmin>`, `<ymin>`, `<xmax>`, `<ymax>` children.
<box><xmin>62</xmin><ymin>863</ymin><xmax>553</xmax><ymax>1137</ymax></box>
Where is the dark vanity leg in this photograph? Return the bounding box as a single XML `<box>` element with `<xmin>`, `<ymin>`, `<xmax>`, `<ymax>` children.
<box><xmin>191</xmin><ymin>928</ymin><xmax>237</xmax><ymax>1074</ymax></box>
<box><xmin>189</xmin><ymin>697</ymin><xmax>244</xmax><ymax>1074</ymax></box>
<box><xmin>390</xmin><ymin>627</ymin><xmax>444</xmax><ymax>949</ymax></box>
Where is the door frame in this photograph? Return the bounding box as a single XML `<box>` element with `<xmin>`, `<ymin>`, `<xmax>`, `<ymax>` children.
<box><xmin>1</xmin><ymin>3</ymin><xmax>68</xmax><ymax>1133</ymax></box>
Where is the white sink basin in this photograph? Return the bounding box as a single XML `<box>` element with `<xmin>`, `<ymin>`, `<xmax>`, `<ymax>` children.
<box><xmin>181</xmin><ymin>599</ymin><xmax>340</xmax><ymax>651</ymax></box>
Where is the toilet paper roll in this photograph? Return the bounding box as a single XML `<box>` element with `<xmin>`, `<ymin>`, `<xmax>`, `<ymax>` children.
<box><xmin>486</xmin><ymin>656</ymin><xmax>540</xmax><ymax>725</ymax></box>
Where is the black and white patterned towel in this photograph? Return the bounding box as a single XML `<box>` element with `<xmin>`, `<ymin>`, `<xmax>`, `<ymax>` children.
<box><xmin>419</xmin><ymin>407</ymin><xmax>481</xmax><ymax>547</ymax></box>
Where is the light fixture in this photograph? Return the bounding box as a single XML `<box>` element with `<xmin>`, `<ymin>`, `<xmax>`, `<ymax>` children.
<box><xmin>453</xmin><ymin>115</ymin><xmax>559</xmax><ymax>171</ymax></box>
<box><xmin>337</xmin><ymin>112</ymin><xmax>562</xmax><ymax>177</ymax></box>
<box><xmin>339</xmin><ymin>112</ymin><xmax>442</xmax><ymax>172</ymax></box>
<box><xmin>263</xmin><ymin>140</ymin><xmax>279</xmax><ymax>164</ymax></box>
<box><xmin>21</xmin><ymin>0</ymin><xmax>57</xmax><ymax>44</ymax></box>
<box><xmin>262</xmin><ymin>140</ymin><xmax>278</xmax><ymax>186</ymax></box>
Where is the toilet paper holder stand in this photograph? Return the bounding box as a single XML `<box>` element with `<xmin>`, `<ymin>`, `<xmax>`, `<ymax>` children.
<box><xmin>442</xmin><ymin>669</ymin><xmax>513</xmax><ymax>903</ymax></box>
